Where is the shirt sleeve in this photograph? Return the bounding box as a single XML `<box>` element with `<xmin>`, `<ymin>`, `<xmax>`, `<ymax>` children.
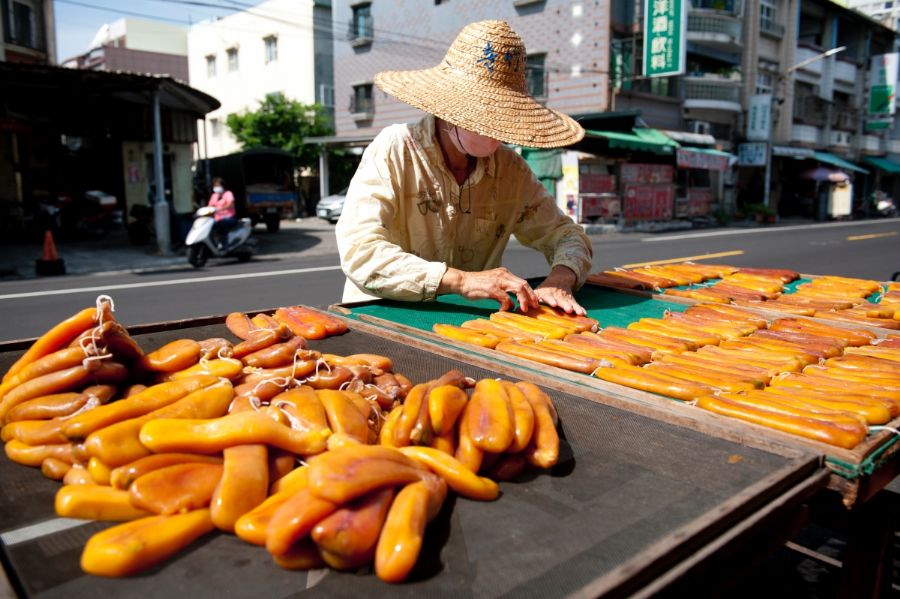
<box><xmin>335</xmin><ymin>130</ymin><xmax>447</xmax><ymax>302</ymax></box>
<box><xmin>510</xmin><ymin>161</ymin><xmax>593</xmax><ymax>289</ymax></box>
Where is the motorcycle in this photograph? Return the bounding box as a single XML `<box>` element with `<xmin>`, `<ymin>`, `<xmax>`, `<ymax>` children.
<box><xmin>185</xmin><ymin>206</ymin><xmax>255</xmax><ymax>267</ymax></box>
<box><xmin>876</xmin><ymin>197</ymin><xmax>898</xmax><ymax>218</ymax></box>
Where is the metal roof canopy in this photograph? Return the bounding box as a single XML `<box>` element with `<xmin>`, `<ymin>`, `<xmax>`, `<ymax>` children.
<box><xmin>0</xmin><ymin>62</ymin><xmax>220</xmax><ymax>117</ymax></box>
<box><xmin>812</xmin><ymin>151</ymin><xmax>869</xmax><ymax>174</ymax></box>
<box><xmin>584</xmin><ymin>128</ymin><xmax>680</xmax><ymax>154</ymax></box>
<box><xmin>863</xmin><ymin>155</ymin><xmax>900</xmax><ymax>174</ymax></box>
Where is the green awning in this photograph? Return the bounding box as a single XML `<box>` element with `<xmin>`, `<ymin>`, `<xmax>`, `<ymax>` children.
<box><xmin>813</xmin><ymin>151</ymin><xmax>869</xmax><ymax>174</ymax></box>
<box><xmin>585</xmin><ymin>128</ymin><xmax>680</xmax><ymax>154</ymax></box>
<box><xmin>863</xmin><ymin>155</ymin><xmax>900</xmax><ymax>174</ymax></box>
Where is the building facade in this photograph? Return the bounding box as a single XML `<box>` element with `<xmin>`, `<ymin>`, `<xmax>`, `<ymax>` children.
<box><xmin>188</xmin><ymin>0</ymin><xmax>334</xmax><ymax>159</ymax></box>
<box><xmin>848</xmin><ymin>0</ymin><xmax>900</xmax><ymax>31</ymax></box>
<box><xmin>61</xmin><ymin>18</ymin><xmax>190</xmax><ymax>82</ymax></box>
<box><xmin>331</xmin><ymin>0</ymin><xmax>611</xmax><ymax>140</ymax></box>
<box><xmin>0</xmin><ymin>0</ymin><xmax>55</xmax><ymax>64</ymax></box>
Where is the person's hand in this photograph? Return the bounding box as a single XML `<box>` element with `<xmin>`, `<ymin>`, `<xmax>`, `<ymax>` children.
<box><xmin>439</xmin><ymin>267</ymin><xmax>539</xmax><ymax>312</ymax></box>
<box><xmin>535</xmin><ymin>265</ymin><xmax>586</xmax><ymax>316</ymax></box>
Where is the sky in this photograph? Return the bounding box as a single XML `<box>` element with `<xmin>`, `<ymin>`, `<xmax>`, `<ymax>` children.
<box><xmin>54</xmin><ymin>0</ymin><xmax>264</xmax><ymax>62</ymax></box>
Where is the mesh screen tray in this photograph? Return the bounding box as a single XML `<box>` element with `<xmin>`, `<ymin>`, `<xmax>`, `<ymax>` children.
<box><xmin>0</xmin><ymin>320</ymin><xmax>822</xmax><ymax>599</ymax></box>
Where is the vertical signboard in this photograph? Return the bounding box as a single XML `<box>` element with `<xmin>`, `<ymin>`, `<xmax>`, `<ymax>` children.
<box><xmin>746</xmin><ymin>94</ymin><xmax>772</xmax><ymax>141</ymax></box>
<box><xmin>868</xmin><ymin>52</ymin><xmax>899</xmax><ymax>131</ymax></box>
<box><xmin>869</xmin><ymin>53</ymin><xmax>899</xmax><ymax>116</ymax></box>
<box><xmin>643</xmin><ymin>0</ymin><xmax>686</xmax><ymax>78</ymax></box>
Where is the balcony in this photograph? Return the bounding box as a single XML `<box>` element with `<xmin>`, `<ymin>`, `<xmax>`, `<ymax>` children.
<box><xmin>833</xmin><ymin>59</ymin><xmax>858</xmax><ymax>84</ymax></box>
<box><xmin>348</xmin><ymin>15</ymin><xmax>373</xmax><ymax>48</ymax></box>
<box><xmin>831</xmin><ymin>106</ymin><xmax>859</xmax><ymax>132</ymax></box>
<box><xmin>790</xmin><ymin>124</ymin><xmax>821</xmax><ymax>145</ymax></box>
<box><xmin>793</xmin><ymin>95</ymin><xmax>827</xmax><ymax>127</ymax></box>
<box><xmin>686</xmin><ymin>10</ymin><xmax>742</xmax><ymax>52</ymax></box>
<box><xmin>683</xmin><ymin>76</ymin><xmax>742</xmax><ymax>112</ymax></box>
<box><xmin>760</xmin><ymin>18</ymin><xmax>785</xmax><ymax>38</ymax></box>
<box><xmin>794</xmin><ymin>46</ymin><xmax>826</xmax><ymax>77</ymax></box>
<box><xmin>862</xmin><ymin>135</ymin><xmax>882</xmax><ymax>152</ymax></box>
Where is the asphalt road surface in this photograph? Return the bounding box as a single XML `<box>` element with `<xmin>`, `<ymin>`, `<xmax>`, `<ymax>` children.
<box><xmin>2</xmin><ymin>218</ymin><xmax>898</xmax><ymax>341</ymax></box>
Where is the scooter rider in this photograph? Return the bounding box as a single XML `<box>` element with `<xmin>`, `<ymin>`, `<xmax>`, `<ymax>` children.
<box><xmin>208</xmin><ymin>177</ymin><xmax>237</xmax><ymax>249</ymax></box>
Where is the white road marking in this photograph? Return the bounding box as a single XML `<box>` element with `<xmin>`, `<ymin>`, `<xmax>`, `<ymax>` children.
<box><xmin>1</xmin><ymin>518</ymin><xmax>87</xmax><ymax>546</ymax></box>
<box><xmin>643</xmin><ymin>219</ymin><xmax>900</xmax><ymax>242</ymax></box>
<box><xmin>0</xmin><ymin>266</ymin><xmax>343</xmax><ymax>301</ymax></box>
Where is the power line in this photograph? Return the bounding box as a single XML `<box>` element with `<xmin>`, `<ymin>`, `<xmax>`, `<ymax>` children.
<box><xmin>58</xmin><ymin>0</ymin><xmax>609</xmax><ymax>76</ymax></box>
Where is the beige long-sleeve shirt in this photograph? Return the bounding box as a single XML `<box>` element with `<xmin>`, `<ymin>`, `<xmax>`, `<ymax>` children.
<box><xmin>335</xmin><ymin>115</ymin><xmax>593</xmax><ymax>303</ymax></box>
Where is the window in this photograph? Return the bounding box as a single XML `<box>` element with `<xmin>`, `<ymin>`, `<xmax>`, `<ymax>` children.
<box><xmin>205</xmin><ymin>54</ymin><xmax>216</xmax><ymax>78</ymax></box>
<box><xmin>227</xmin><ymin>47</ymin><xmax>239</xmax><ymax>72</ymax></box>
<box><xmin>760</xmin><ymin>0</ymin><xmax>777</xmax><ymax>33</ymax></box>
<box><xmin>210</xmin><ymin>118</ymin><xmax>221</xmax><ymax>137</ymax></box>
<box><xmin>756</xmin><ymin>72</ymin><xmax>773</xmax><ymax>95</ymax></box>
<box><xmin>350</xmin><ymin>83</ymin><xmax>374</xmax><ymax>116</ymax></box>
<box><xmin>7</xmin><ymin>0</ymin><xmax>39</xmax><ymax>48</ymax></box>
<box><xmin>318</xmin><ymin>84</ymin><xmax>335</xmax><ymax>108</ymax></box>
<box><xmin>526</xmin><ymin>53</ymin><xmax>547</xmax><ymax>100</ymax></box>
<box><xmin>264</xmin><ymin>35</ymin><xmax>278</xmax><ymax>63</ymax></box>
<box><xmin>350</xmin><ymin>3</ymin><xmax>373</xmax><ymax>45</ymax></box>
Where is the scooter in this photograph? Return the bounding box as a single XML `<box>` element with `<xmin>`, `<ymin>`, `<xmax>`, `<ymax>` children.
<box><xmin>185</xmin><ymin>206</ymin><xmax>256</xmax><ymax>267</ymax></box>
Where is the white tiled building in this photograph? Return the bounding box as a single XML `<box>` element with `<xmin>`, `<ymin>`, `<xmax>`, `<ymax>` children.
<box><xmin>188</xmin><ymin>0</ymin><xmax>333</xmax><ymax>159</ymax></box>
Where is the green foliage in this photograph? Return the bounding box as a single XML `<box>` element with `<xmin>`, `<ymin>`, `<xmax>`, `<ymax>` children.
<box><xmin>742</xmin><ymin>202</ymin><xmax>775</xmax><ymax>217</ymax></box>
<box><xmin>226</xmin><ymin>93</ymin><xmax>333</xmax><ymax>169</ymax></box>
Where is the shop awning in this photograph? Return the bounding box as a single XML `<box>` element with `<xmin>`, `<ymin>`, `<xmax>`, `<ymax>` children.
<box><xmin>863</xmin><ymin>155</ymin><xmax>900</xmax><ymax>174</ymax></box>
<box><xmin>585</xmin><ymin>128</ymin><xmax>680</xmax><ymax>154</ymax></box>
<box><xmin>676</xmin><ymin>147</ymin><xmax>734</xmax><ymax>171</ymax></box>
<box><xmin>813</xmin><ymin>151</ymin><xmax>869</xmax><ymax>174</ymax></box>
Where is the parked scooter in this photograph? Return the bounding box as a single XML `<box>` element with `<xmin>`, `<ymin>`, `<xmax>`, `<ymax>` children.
<box><xmin>876</xmin><ymin>197</ymin><xmax>898</xmax><ymax>218</ymax></box>
<box><xmin>185</xmin><ymin>206</ymin><xmax>255</xmax><ymax>267</ymax></box>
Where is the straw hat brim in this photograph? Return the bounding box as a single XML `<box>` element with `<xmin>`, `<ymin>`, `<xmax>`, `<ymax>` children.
<box><xmin>375</xmin><ymin>66</ymin><xmax>585</xmax><ymax>149</ymax></box>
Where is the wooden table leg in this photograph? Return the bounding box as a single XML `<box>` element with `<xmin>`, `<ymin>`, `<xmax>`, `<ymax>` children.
<box><xmin>838</xmin><ymin>491</ymin><xmax>897</xmax><ymax>598</ymax></box>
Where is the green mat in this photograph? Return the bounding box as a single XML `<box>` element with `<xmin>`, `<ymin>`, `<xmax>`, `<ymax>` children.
<box><xmin>343</xmin><ymin>285</ymin><xmax>689</xmax><ymax>331</ymax></box>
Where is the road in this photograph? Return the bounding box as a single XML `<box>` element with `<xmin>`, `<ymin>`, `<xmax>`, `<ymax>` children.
<box><xmin>2</xmin><ymin>218</ymin><xmax>898</xmax><ymax>341</ymax></box>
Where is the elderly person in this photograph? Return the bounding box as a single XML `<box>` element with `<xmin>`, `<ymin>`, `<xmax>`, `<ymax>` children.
<box><xmin>336</xmin><ymin>20</ymin><xmax>592</xmax><ymax>314</ymax></box>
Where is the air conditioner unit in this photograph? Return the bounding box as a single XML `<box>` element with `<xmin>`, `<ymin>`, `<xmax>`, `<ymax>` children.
<box><xmin>692</xmin><ymin>121</ymin><xmax>712</xmax><ymax>135</ymax></box>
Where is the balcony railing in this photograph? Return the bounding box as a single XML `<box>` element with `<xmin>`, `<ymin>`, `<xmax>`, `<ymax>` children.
<box><xmin>683</xmin><ymin>77</ymin><xmax>741</xmax><ymax>103</ymax></box>
<box><xmin>689</xmin><ymin>0</ymin><xmax>741</xmax><ymax>16</ymax></box>
<box><xmin>832</xmin><ymin>106</ymin><xmax>859</xmax><ymax>131</ymax></box>
<box><xmin>793</xmin><ymin>95</ymin><xmax>827</xmax><ymax>127</ymax></box>
<box><xmin>687</xmin><ymin>12</ymin><xmax>742</xmax><ymax>46</ymax></box>
<box><xmin>348</xmin><ymin>15</ymin><xmax>373</xmax><ymax>46</ymax></box>
<box><xmin>760</xmin><ymin>18</ymin><xmax>784</xmax><ymax>37</ymax></box>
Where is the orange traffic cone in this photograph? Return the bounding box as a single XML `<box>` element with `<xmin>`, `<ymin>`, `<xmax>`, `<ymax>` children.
<box><xmin>42</xmin><ymin>230</ymin><xmax>59</xmax><ymax>261</ymax></box>
<box><xmin>36</xmin><ymin>229</ymin><xmax>65</xmax><ymax>276</ymax></box>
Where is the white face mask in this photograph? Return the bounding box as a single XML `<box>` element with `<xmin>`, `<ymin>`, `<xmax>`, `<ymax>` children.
<box><xmin>443</xmin><ymin>124</ymin><xmax>501</xmax><ymax>158</ymax></box>
<box><xmin>213</xmin><ymin>186</ymin><xmax>224</xmax><ymax>194</ymax></box>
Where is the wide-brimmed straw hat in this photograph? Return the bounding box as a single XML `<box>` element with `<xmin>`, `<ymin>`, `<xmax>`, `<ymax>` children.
<box><xmin>374</xmin><ymin>20</ymin><xmax>584</xmax><ymax>149</ymax></box>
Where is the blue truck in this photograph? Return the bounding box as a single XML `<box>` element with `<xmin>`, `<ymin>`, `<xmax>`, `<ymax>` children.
<box><xmin>206</xmin><ymin>147</ymin><xmax>298</xmax><ymax>233</ymax></box>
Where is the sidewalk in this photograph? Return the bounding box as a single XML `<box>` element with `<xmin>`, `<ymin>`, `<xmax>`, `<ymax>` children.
<box><xmin>0</xmin><ymin>217</ymin><xmax>342</xmax><ymax>280</ymax></box>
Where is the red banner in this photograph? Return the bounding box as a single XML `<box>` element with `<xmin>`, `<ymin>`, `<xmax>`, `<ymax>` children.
<box><xmin>579</xmin><ymin>174</ymin><xmax>616</xmax><ymax>193</ymax></box>
<box><xmin>620</xmin><ymin>163</ymin><xmax>674</xmax><ymax>184</ymax></box>
<box><xmin>624</xmin><ymin>184</ymin><xmax>675</xmax><ymax>221</ymax></box>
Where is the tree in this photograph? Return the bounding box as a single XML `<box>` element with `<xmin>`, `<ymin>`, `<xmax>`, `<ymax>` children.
<box><xmin>226</xmin><ymin>93</ymin><xmax>333</xmax><ymax>169</ymax></box>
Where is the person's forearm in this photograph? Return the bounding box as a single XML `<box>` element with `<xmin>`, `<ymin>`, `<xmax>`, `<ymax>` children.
<box><xmin>438</xmin><ymin>267</ymin><xmax>463</xmax><ymax>296</ymax></box>
<box><xmin>544</xmin><ymin>265</ymin><xmax>577</xmax><ymax>290</ymax></box>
